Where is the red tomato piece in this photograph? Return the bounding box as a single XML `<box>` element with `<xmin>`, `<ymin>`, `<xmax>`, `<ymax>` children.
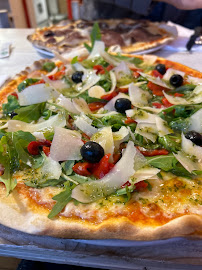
<box><xmin>118</xmin><ymin>87</ymin><xmax>128</xmax><ymax>93</ymax></box>
<box><xmin>106</xmin><ymin>64</ymin><xmax>114</xmax><ymax>71</ymax></box>
<box><xmin>148</xmin><ymin>81</ymin><xmax>170</xmax><ymax>96</ymax></box>
<box><xmin>162</xmin><ymin>97</ymin><xmax>173</xmax><ymax>107</ymax></box>
<box><xmin>93</xmin><ymin>65</ymin><xmax>105</xmax><ymax>74</ymax></box>
<box><xmin>92</xmin><ymin>154</ymin><xmax>114</xmax><ymax>179</ymax></box>
<box><xmin>34</xmin><ymin>79</ymin><xmax>45</xmax><ymax>85</ymax></box>
<box><xmin>10</xmin><ymin>92</ymin><xmax>18</xmax><ymax>99</ymax></box>
<box><xmin>88</xmin><ymin>102</ymin><xmax>105</xmax><ymax>111</ymax></box>
<box><xmin>138</xmin><ymin>148</ymin><xmax>169</xmax><ymax>156</ymax></box>
<box><xmin>43</xmin><ymin>146</ymin><xmax>50</xmax><ymax>156</ymax></box>
<box><xmin>151</xmin><ymin>70</ymin><xmax>163</xmax><ymax>78</ymax></box>
<box><xmin>27</xmin><ymin>140</ymin><xmax>51</xmax><ymax>155</ymax></box>
<box><xmin>124</xmin><ymin>117</ymin><xmax>136</xmax><ymax>125</ymax></box>
<box><xmin>135</xmin><ymin>181</ymin><xmax>148</xmax><ymax>191</ymax></box>
<box><xmin>72</xmin><ymin>162</ymin><xmax>92</xmax><ymax>176</ymax></box>
<box><xmin>133</xmin><ymin>71</ymin><xmax>140</xmax><ymax>78</ymax></box>
<box><xmin>101</xmin><ymin>91</ymin><xmax>118</xmax><ymax>100</ymax></box>
<box><xmin>174</xmin><ymin>93</ymin><xmax>184</xmax><ymax>97</ymax></box>
<box><xmin>152</xmin><ymin>102</ymin><xmax>163</xmax><ymax>108</ymax></box>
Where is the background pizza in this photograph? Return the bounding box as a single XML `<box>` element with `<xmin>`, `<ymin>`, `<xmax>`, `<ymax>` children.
<box><xmin>27</xmin><ymin>19</ymin><xmax>177</xmax><ymax>55</ymax></box>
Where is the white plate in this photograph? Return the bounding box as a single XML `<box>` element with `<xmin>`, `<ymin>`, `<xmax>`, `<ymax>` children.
<box><xmin>32</xmin><ymin>45</ymin><xmax>54</xmax><ymax>58</ymax></box>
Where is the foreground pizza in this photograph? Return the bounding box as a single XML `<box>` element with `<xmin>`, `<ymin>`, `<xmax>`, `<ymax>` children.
<box><xmin>0</xmin><ymin>42</ymin><xmax>202</xmax><ymax>240</ymax></box>
<box><xmin>27</xmin><ymin>19</ymin><xmax>176</xmax><ymax>54</ymax></box>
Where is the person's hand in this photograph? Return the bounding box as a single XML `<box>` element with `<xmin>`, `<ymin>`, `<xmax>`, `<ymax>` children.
<box><xmin>155</xmin><ymin>0</ymin><xmax>202</xmax><ymax>10</ymax></box>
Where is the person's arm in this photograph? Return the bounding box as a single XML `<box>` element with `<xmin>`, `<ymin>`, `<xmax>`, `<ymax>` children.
<box><xmin>154</xmin><ymin>0</ymin><xmax>202</xmax><ymax>10</ymax></box>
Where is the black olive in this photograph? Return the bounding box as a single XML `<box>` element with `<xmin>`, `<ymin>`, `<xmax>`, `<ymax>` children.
<box><xmin>155</xmin><ymin>64</ymin><xmax>166</xmax><ymax>75</ymax></box>
<box><xmin>169</xmin><ymin>74</ymin><xmax>183</xmax><ymax>87</ymax></box>
<box><xmin>185</xmin><ymin>131</ymin><xmax>202</xmax><ymax>146</ymax></box>
<box><xmin>115</xmin><ymin>98</ymin><xmax>131</xmax><ymax>113</ymax></box>
<box><xmin>10</xmin><ymin>112</ymin><xmax>18</xmax><ymax>119</ymax></box>
<box><xmin>71</xmin><ymin>71</ymin><xmax>84</xmax><ymax>83</ymax></box>
<box><xmin>80</xmin><ymin>141</ymin><xmax>104</xmax><ymax>163</ymax></box>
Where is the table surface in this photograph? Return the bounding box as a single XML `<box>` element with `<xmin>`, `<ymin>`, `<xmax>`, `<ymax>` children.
<box><xmin>0</xmin><ymin>28</ymin><xmax>202</xmax><ymax>270</ymax></box>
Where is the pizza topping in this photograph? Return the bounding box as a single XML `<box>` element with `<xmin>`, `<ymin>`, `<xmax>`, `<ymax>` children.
<box><xmin>169</xmin><ymin>74</ymin><xmax>183</xmax><ymax>87</ymax></box>
<box><xmin>27</xmin><ymin>139</ymin><xmax>51</xmax><ymax>156</ymax></box>
<box><xmin>71</xmin><ymin>71</ymin><xmax>84</xmax><ymax>83</ymax></box>
<box><xmin>50</xmin><ymin>127</ymin><xmax>83</xmax><ymax>161</ymax></box>
<box><xmin>80</xmin><ymin>141</ymin><xmax>105</xmax><ymax>163</ymax></box>
<box><xmin>128</xmin><ymin>83</ymin><xmax>151</xmax><ymax>106</ymax></box>
<box><xmin>42</xmin><ymin>62</ymin><xmax>56</xmax><ymax>72</ymax></box>
<box><xmin>187</xmin><ymin>108</ymin><xmax>202</xmax><ymax>133</ymax></box>
<box><xmin>115</xmin><ymin>98</ymin><xmax>132</xmax><ymax>113</ymax></box>
<box><xmin>155</xmin><ymin>64</ymin><xmax>166</xmax><ymax>75</ymax></box>
<box><xmin>71</xmin><ymin>141</ymin><xmax>141</xmax><ymax>203</ymax></box>
<box><xmin>185</xmin><ymin>131</ymin><xmax>202</xmax><ymax>147</ymax></box>
<box><xmin>18</xmin><ymin>84</ymin><xmax>54</xmax><ymax>106</ymax></box>
<box><xmin>181</xmin><ymin>133</ymin><xmax>202</xmax><ymax>160</ymax></box>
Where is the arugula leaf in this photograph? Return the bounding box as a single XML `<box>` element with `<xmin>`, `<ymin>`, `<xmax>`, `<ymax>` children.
<box><xmin>0</xmin><ymin>136</ymin><xmax>17</xmax><ymax>194</ymax></box>
<box><xmin>42</xmin><ymin>62</ymin><xmax>56</xmax><ymax>72</ymax></box>
<box><xmin>158</xmin><ymin>135</ymin><xmax>181</xmax><ymax>153</ymax></box>
<box><xmin>13</xmin><ymin>103</ymin><xmax>46</xmax><ymax>123</ymax></box>
<box><xmin>48</xmin><ymin>182</ymin><xmax>76</xmax><ymax>219</ymax></box>
<box><xmin>90</xmin><ymin>22</ymin><xmax>101</xmax><ymax>48</ymax></box>
<box><xmin>147</xmin><ymin>154</ymin><xmax>178</xmax><ymax>171</ymax></box>
<box><xmin>17</xmin><ymin>78</ymin><xmax>39</xmax><ymax>92</ymax></box>
<box><xmin>71</xmin><ymin>56</ymin><xmax>78</xmax><ymax>65</ymax></box>
<box><xmin>61</xmin><ymin>160</ymin><xmax>75</xmax><ymax>175</ymax></box>
<box><xmin>169</xmin><ymin>118</ymin><xmax>190</xmax><ymax>132</ymax></box>
<box><xmin>70</xmin><ymin>174</ymin><xmax>89</xmax><ymax>184</ymax></box>
<box><xmin>130</xmin><ymin>57</ymin><xmax>143</xmax><ymax>66</ymax></box>
<box><xmin>25</xmin><ymin>177</ymin><xmax>65</xmax><ymax>188</ymax></box>
<box><xmin>169</xmin><ymin>84</ymin><xmax>196</xmax><ymax>94</ymax></box>
<box><xmin>2</xmin><ymin>95</ymin><xmax>20</xmax><ymax>115</ymax></box>
<box><xmin>84</xmin><ymin>22</ymin><xmax>101</xmax><ymax>52</ymax></box>
<box><xmin>78</xmin><ymin>91</ymin><xmax>106</xmax><ymax>104</ymax></box>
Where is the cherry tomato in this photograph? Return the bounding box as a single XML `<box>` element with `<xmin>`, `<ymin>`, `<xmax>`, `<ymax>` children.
<box><xmin>92</xmin><ymin>154</ymin><xmax>114</xmax><ymax>179</ymax></box>
<box><xmin>88</xmin><ymin>102</ymin><xmax>105</xmax><ymax>111</ymax></box>
<box><xmin>43</xmin><ymin>146</ymin><xmax>50</xmax><ymax>156</ymax></box>
<box><xmin>101</xmin><ymin>91</ymin><xmax>118</xmax><ymax>101</ymax></box>
<box><xmin>148</xmin><ymin>81</ymin><xmax>170</xmax><ymax>96</ymax></box>
<box><xmin>27</xmin><ymin>140</ymin><xmax>51</xmax><ymax>155</ymax></box>
<box><xmin>162</xmin><ymin>97</ymin><xmax>173</xmax><ymax>107</ymax></box>
<box><xmin>137</xmin><ymin>148</ymin><xmax>169</xmax><ymax>156</ymax></box>
<box><xmin>72</xmin><ymin>162</ymin><xmax>92</xmax><ymax>176</ymax></box>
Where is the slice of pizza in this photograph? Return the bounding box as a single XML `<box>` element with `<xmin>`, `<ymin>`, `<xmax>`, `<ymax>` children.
<box><xmin>0</xmin><ymin>41</ymin><xmax>201</xmax><ymax>240</ymax></box>
<box><xmin>27</xmin><ymin>19</ymin><xmax>177</xmax><ymax>55</ymax></box>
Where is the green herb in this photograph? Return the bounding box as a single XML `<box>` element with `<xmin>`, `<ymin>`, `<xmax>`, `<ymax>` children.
<box><xmin>158</xmin><ymin>135</ymin><xmax>180</xmax><ymax>153</ymax></box>
<box><xmin>42</xmin><ymin>62</ymin><xmax>56</xmax><ymax>72</ymax></box>
<box><xmin>61</xmin><ymin>160</ymin><xmax>75</xmax><ymax>176</ymax></box>
<box><xmin>82</xmin><ymin>57</ymin><xmax>108</xmax><ymax>69</ymax></box>
<box><xmin>169</xmin><ymin>117</ymin><xmax>190</xmax><ymax>132</ymax></box>
<box><xmin>48</xmin><ymin>181</ymin><xmax>76</xmax><ymax>219</ymax></box>
<box><xmin>130</xmin><ymin>57</ymin><xmax>143</xmax><ymax>66</ymax></box>
<box><xmin>71</xmin><ymin>56</ymin><xmax>78</xmax><ymax>65</ymax></box>
<box><xmin>144</xmin><ymin>180</ymin><xmax>152</xmax><ymax>191</ymax></box>
<box><xmin>13</xmin><ymin>102</ymin><xmax>46</xmax><ymax>123</ymax></box>
<box><xmin>42</xmin><ymin>109</ymin><xmax>52</xmax><ymax>120</ymax></box>
<box><xmin>84</xmin><ymin>22</ymin><xmax>101</xmax><ymax>52</ymax></box>
<box><xmin>17</xmin><ymin>78</ymin><xmax>39</xmax><ymax>92</ymax></box>
<box><xmin>25</xmin><ymin>177</ymin><xmax>65</xmax><ymax>188</ymax></box>
<box><xmin>169</xmin><ymin>84</ymin><xmax>196</xmax><ymax>94</ymax></box>
<box><xmin>2</xmin><ymin>95</ymin><xmax>20</xmax><ymax>115</ymax></box>
<box><xmin>147</xmin><ymin>154</ymin><xmax>178</xmax><ymax>171</ymax></box>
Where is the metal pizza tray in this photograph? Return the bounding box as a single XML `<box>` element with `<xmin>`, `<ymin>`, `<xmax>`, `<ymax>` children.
<box><xmin>0</xmin><ymin>224</ymin><xmax>202</xmax><ymax>270</ymax></box>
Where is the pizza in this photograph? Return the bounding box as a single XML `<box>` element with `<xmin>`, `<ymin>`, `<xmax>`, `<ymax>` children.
<box><xmin>0</xmin><ymin>41</ymin><xmax>202</xmax><ymax>240</ymax></box>
<box><xmin>27</xmin><ymin>19</ymin><xmax>176</xmax><ymax>55</ymax></box>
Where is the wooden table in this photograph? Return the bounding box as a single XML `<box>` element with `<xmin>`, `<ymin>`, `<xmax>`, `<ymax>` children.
<box><xmin>0</xmin><ymin>28</ymin><xmax>202</xmax><ymax>270</ymax></box>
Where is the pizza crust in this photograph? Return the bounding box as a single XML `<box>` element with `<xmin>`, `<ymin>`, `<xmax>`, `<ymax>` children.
<box><xmin>0</xmin><ymin>54</ymin><xmax>202</xmax><ymax>240</ymax></box>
